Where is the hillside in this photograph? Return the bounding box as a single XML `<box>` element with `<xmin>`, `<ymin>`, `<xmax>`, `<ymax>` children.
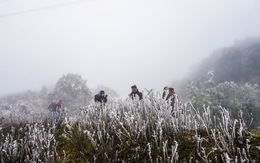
<box><xmin>190</xmin><ymin>37</ymin><xmax>260</xmax><ymax>86</ymax></box>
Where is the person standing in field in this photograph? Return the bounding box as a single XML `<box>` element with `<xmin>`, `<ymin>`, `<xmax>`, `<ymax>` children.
<box><xmin>94</xmin><ymin>90</ymin><xmax>108</xmax><ymax>104</ymax></box>
<box><xmin>129</xmin><ymin>85</ymin><xmax>143</xmax><ymax>100</ymax></box>
<box><xmin>56</xmin><ymin>100</ymin><xmax>63</xmax><ymax>110</ymax></box>
<box><xmin>162</xmin><ymin>86</ymin><xmax>176</xmax><ymax>109</ymax></box>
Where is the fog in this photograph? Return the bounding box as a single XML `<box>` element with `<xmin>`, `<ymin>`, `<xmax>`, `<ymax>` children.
<box><xmin>1</xmin><ymin>0</ymin><xmax>260</xmax><ymax>98</ymax></box>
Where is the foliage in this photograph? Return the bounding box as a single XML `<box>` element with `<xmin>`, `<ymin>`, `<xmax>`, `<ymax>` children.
<box><xmin>187</xmin><ymin>71</ymin><xmax>260</xmax><ymax>128</ymax></box>
<box><xmin>0</xmin><ymin>90</ymin><xmax>49</xmax><ymax>123</ymax></box>
<box><xmin>0</xmin><ymin>121</ymin><xmax>60</xmax><ymax>162</ymax></box>
<box><xmin>1</xmin><ymin>93</ymin><xmax>260</xmax><ymax>162</ymax></box>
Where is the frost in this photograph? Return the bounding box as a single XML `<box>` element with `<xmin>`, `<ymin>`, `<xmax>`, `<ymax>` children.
<box><xmin>0</xmin><ymin>84</ymin><xmax>259</xmax><ymax>162</ymax></box>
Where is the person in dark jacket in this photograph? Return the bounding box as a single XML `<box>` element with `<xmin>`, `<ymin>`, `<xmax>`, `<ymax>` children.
<box><xmin>129</xmin><ymin>85</ymin><xmax>143</xmax><ymax>100</ymax></box>
<box><xmin>94</xmin><ymin>90</ymin><xmax>108</xmax><ymax>103</ymax></box>
<box><xmin>48</xmin><ymin>102</ymin><xmax>56</xmax><ymax>112</ymax></box>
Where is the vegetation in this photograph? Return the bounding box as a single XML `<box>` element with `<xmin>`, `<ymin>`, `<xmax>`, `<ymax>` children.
<box><xmin>187</xmin><ymin>71</ymin><xmax>260</xmax><ymax>129</ymax></box>
<box><xmin>1</xmin><ymin>92</ymin><xmax>260</xmax><ymax>162</ymax></box>
<box><xmin>190</xmin><ymin>37</ymin><xmax>260</xmax><ymax>85</ymax></box>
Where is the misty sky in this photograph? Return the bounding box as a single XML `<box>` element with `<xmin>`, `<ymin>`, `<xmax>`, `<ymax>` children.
<box><xmin>1</xmin><ymin>0</ymin><xmax>260</xmax><ymax>98</ymax></box>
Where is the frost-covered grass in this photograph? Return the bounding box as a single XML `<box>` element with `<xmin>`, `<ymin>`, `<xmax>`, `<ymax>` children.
<box><xmin>0</xmin><ymin>122</ymin><xmax>60</xmax><ymax>162</ymax></box>
<box><xmin>1</xmin><ymin>93</ymin><xmax>260</xmax><ymax>162</ymax></box>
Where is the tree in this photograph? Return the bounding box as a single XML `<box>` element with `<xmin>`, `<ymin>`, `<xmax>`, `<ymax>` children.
<box><xmin>48</xmin><ymin>73</ymin><xmax>92</xmax><ymax>110</ymax></box>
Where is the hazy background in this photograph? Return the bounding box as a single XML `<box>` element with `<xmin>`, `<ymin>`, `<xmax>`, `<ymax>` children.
<box><xmin>1</xmin><ymin>0</ymin><xmax>260</xmax><ymax>98</ymax></box>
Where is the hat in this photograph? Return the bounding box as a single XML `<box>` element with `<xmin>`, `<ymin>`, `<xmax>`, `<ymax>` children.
<box><xmin>131</xmin><ymin>85</ymin><xmax>137</xmax><ymax>89</ymax></box>
<box><xmin>100</xmin><ymin>90</ymin><xmax>105</xmax><ymax>94</ymax></box>
<box><xmin>164</xmin><ymin>86</ymin><xmax>174</xmax><ymax>91</ymax></box>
